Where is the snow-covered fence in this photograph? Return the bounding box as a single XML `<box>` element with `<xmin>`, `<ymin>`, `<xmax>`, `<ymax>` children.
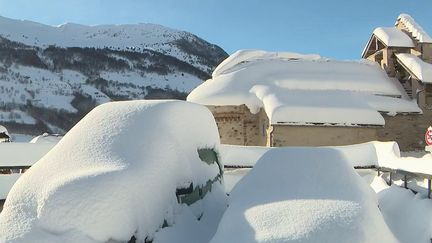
<box><xmin>376</xmin><ymin>166</ymin><xmax>432</xmax><ymax>198</ymax></box>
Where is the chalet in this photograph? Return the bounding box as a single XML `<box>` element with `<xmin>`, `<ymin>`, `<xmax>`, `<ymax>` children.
<box><xmin>362</xmin><ymin>13</ymin><xmax>432</xmax><ymax>150</ymax></box>
<box><xmin>187</xmin><ymin>14</ymin><xmax>432</xmax><ymax>151</ymax></box>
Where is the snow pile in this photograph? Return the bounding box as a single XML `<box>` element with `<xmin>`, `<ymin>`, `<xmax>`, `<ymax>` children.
<box><xmin>0</xmin><ymin>100</ymin><xmax>226</xmax><ymax>243</ymax></box>
<box><xmin>366</xmin><ymin>174</ymin><xmax>432</xmax><ymax>243</ymax></box>
<box><xmin>396</xmin><ymin>53</ymin><xmax>432</xmax><ymax>83</ymax></box>
<box><xmin>397</xmin><ymin>14</ymin><xmax>432</xmax><ymax>43</ymax></box>
<box><xmin>188</xmin><ymin>50</ymin><xmax>418</xmax><ymax>126</ymax></box>
<box><xmin>29</xmin><ymin>133</ymin><xmax>63</xmax><ymax>144</ymax></box>
<box><xmin>211</xmin><ymin>148</ymin><xmax>397</xmax><ymax>243</ymax></box>
<box><xmin>373</xmin><ymin>27</ymin><xmax>414</xmax><ymax>47</ymax></box>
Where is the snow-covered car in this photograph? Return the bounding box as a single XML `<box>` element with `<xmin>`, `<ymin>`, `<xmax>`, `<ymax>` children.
<box><xmin>210</xmin><ymin>147</ymin><xmax>398</xmax><ymax>243</ymax></box>
<box><xmin>0</xmin><ymin>100</ymin><xmax>226</xmax><ymax>243</ymax></box>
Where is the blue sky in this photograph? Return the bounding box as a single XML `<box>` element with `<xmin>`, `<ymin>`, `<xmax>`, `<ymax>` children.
<box><xmin>0</xmin><ymin>0</ymin><xmax>431</xmax><ymax>59</ymax></box>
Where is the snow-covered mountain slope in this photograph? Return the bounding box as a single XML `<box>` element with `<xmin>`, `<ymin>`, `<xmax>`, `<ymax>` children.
<box><xmin>0</xmin><ymin>16</ymin><xmax>228</xmax><ymax>134</ymax></box>
<box><xmin>0</xmin><ymin>16</ymin><xmax>225</xmax><ymax>73</ymax></box>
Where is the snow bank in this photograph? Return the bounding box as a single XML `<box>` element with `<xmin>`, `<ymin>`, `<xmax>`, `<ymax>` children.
<box><xmin>368</xmin><ymin>176</ymin><xmax>432</xmax><ymax>243</ymax></box>
<box><xmin>188</xmin><ymin>50</ymin><xmax>416</xmax><ymax>126</ymax></box>
<box><xmin>397</xmin><ymin>14</ymin><xmax>432</xmax><ymax>43</ymax></box>
<box><xmin>396</xmin><ymin>53</ymin><xmax>432</xmax><ymax>83</ymax></box>
<box><xmin>373</xmin><ymin>27</ymin><xmax>414</xmax><ymax>47</ymax></box>
<box><xmin>211</xmin><ymin>148</ymin><xmax>397</xmax><ymax>243</ymax></box>
<box><xmin>0</xmin><ymin>100</ymin><xmax>226</xmax><ymax>243</ymax></box>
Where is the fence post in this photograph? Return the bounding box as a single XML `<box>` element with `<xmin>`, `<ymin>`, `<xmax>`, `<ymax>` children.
<box><xmin>428</xmin><ymin>179</ymin><xmax>431</xmax><ymax>199</ymax></box>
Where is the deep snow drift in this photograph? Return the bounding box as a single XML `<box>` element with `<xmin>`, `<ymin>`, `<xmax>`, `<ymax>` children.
<box><xmin>212</xmin><ymin>148</ymin><xmax>398</xmax><ymax>243</ymax></box>
<box><xmin>360</xmin><ymin>170</ymin><xmax>432</xmax><ymax>243</ymax></box>
<box><xmin>0</xmin><ymin>100</ymin><xmax>226</xmax><ymax>243</ymax></box>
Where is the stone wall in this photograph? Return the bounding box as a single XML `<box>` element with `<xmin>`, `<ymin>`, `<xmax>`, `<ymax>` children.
<box><xmin>206</xmin><ymin>105</ymin><xmax>432</xmax><ymax>151</ymax></box>
<box><xmin>382</xmin><ymin>47</ymin><xmax>411</xmax><ymax>77</ymax></box>
<box><xmin>206</xmin><ymin>105</ymin><xmax>268</xmax><ymax>146</ymax></box>
<box><xmin>269</xmin><ymin>125</ymin><xmax>379</xmax><ymax>147</ymax></box>
<box><xmin>378</xmin><ymin>111</ymin><xmax>432</xmax><ymax>151</ymax></box>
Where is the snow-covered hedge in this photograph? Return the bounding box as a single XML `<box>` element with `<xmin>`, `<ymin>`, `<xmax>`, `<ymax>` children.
<box><xmin>211</xmin><ymin>148</ymin><xmax>398</xmax><ymax>243</ymax></box>
<box><xmin>0</xmin><ymin>100</ymin><xmax>226</xmax><ymax>243</ymax></box>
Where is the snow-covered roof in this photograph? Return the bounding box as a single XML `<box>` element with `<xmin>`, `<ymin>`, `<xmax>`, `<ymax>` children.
<box><xmin>372</xmin><ymin>27</ymin><xmax>415</xmax><ymax>47</ymax></box>
<box><xmin>29</xmin><ymin>133</ymin><xmax>63</xmax><ymax>144</ymax></box>
<box><xmin>211</xmin><ymin>147</ymin><xmax>398</xmax><ymax>243</ymax></box>
<box><xmin>396</xmin><ymin>53</ymin><xmax>432</xmax><ymax>83</ymax></box>
<box><xmin>188</xmin><ymin>50</ymin><xmax>420</xmax><ymax>126</ymax></box>
<box><xmin>397</xmin><ymin>14</ymin><xmax>432</xmax><ymax>43</ymax></box>
<box><xmin>0</xmin><ymin>100</ymin><xmax>225</xmax><ymax>242</ymax></box>
<box><xmin>0</xmin><ymin>143</ymin><xmax>54</xmax><ymax>166</ymax></box>
<box><xmin>0</xmin><ymin>125</ymin><xmax>9</xmax><ymax>136</ymax></box>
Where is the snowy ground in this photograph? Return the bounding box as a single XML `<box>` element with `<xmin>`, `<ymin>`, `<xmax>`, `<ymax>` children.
<box><xmin>2</xmin><ymin>129</ymin><xmax>432</xmax><ymax>242</ymax></box>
